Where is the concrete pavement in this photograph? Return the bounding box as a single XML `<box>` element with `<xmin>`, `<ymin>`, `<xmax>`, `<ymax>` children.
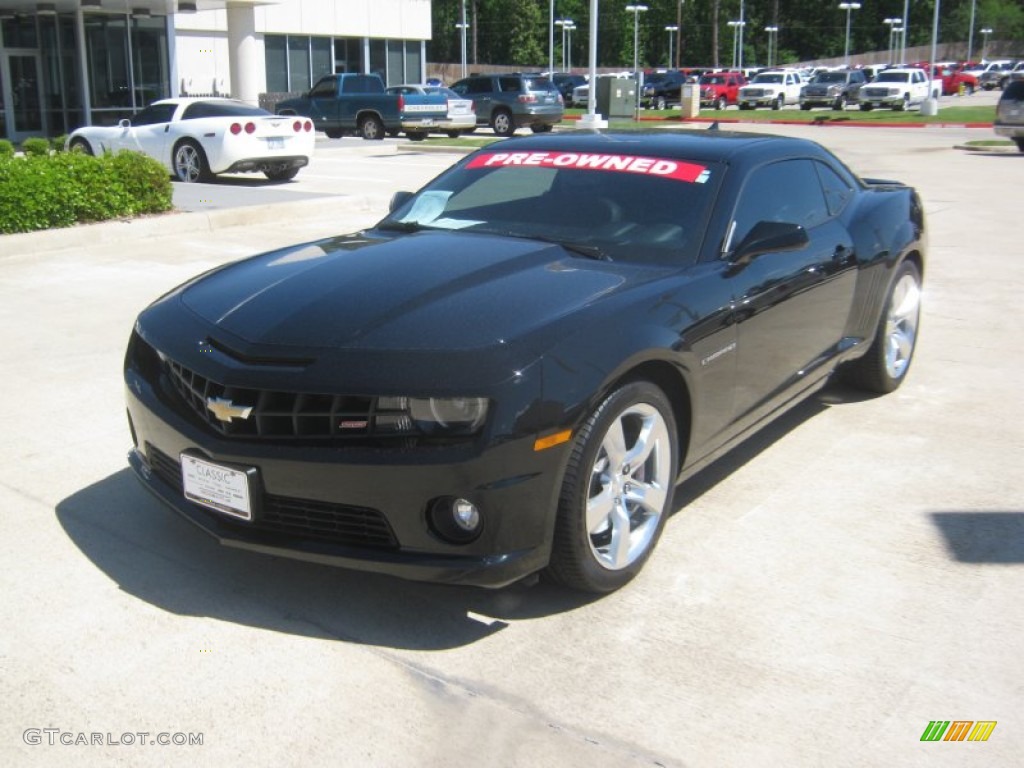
<box><xmin>1</xmin><ymin>120</ymin><xmax>1021</xmax><ymax>767</ymax></box>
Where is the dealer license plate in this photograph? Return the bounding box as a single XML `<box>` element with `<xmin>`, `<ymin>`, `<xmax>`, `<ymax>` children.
<box><xmin>267</xmin><ymin>137</ymin><xmax>284</xmax><ymax>150</ymax></box>
<box><xmin>181</xmin><ymin>454</ymin><xmax>252</xmax><ymax>521</ymax></box>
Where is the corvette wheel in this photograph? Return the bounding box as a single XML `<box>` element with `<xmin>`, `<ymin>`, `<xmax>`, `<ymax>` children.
<box><xmin>847</xmin><ymin>261</ymin><xmax>921</xmax><ymax>393</ymax></box>
<box><xmin>173</xmin><ymin>140</ymin><xmax>210</xmax><ymax>183</ymax></box>
<box><xmin>68</xmin><ymin>137</ymin><xmax>93</xmax><ymax>155</ymax></box>
<box><xmin>545</xmin><ymin>381</ymin><xmax>677</xmax><ymax>593</ymax></box>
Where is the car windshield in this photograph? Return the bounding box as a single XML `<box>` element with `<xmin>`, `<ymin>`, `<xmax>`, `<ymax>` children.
<box><xmin>700</xmin><ymin>75</ymin><xmax>727</xmax><ymax>85</ymax></box>
<box><xmin>814</xmin><ymin>72</ymin><xmax>847</xmax><ymax>83</ymax></box>
<box><xmin>377</xmin><ymin>149</ymin><xmax>721</xmax><ymax>265</ymax></box>
<box><xmin>752</xmin><ymin>74</ymin><xmax>784</xmax><ymax>84</ymax></box>
<box><xmin>875</xmin><ymin>72</ymin><xmax>909</xmax><ymax>82</ymax></box>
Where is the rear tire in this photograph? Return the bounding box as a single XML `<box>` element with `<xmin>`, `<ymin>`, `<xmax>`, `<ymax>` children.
<box><xmin>406</xmin><ymin>131</ymin><xmax>427</xmax><ymax>142</ymax></box>
<box><xmin>359</xmin><ymin>114</ymin><xmax>385</xmax><ymax>140</ymax></box>
<box><xmin>172</xmin><ymin>140</ymin><xmax>211</xmax><ymax>183</ymax></box>
<box><xmin>324</xmin><ymin>128</ymin><xmax>343</xmax><ymax>139</ymax></box>
<box><xmin>491</xmin><ymin>109</ymin><xmax>515</xmax><ymax>137</ymax></box>
<box><xmin>263</xmin><ymin>166</ymin><xmax>299</xmax><ymax>181</ymax></box>
<box><xmin>846</xmin><ymin>260</ymin><xmax>922</xmax><ymax>393</ymax></box>
<box><xmin>544</xmin><ymin>381</ymin><xmax>678</xmax><ymax>593</ymax></box>
<box><xmin>1015</xmin><ymin>138</ymin><xmax>1024</xmax><ymax>153</ymax></box>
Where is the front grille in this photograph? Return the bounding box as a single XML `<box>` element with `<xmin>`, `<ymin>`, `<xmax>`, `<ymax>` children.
<box><xmin>165</xmin><ymin>358</ymin><xmax>406</xmax><ymax>442</ymax></box>
<box><xmin>147</xmin><ymin>445</ymin><xmax>398</xmax><ymax>549</ymax></box>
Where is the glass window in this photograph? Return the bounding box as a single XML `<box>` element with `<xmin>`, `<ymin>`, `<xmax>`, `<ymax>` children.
<box><xmin>85</xmin><ymin>14</ymin><xmax>130</xmax><ymax>109</ymax></box>
<box><xmin>369</xmin><ymin>39</ymin><xmax>386</xmax><ymax>83</ymax></box>
<box><xmin>498</xmin><ymin>77</ymin><xmax>522</xmax><ymax>92</ymax></box>
<box><xmin>288</xmin><ymin>36</ymin><xmax>311</xmax><ymax>92</ymax></box>
<box><xmin>130</xmin><ymin>103</ymin><xmax>176</xmax><ymax>125</ymax></box>
<box><xmin>814</xmin><ymin>161</ymin><xmax>854</xmax><ymax>217</ymax></box>
<box><xmin>405</xmin><ymin>41</ymin><xmax>422</xmax><ymax>85</ymax></box>
<box><xmin>334</xmin><ymin>37</ymin><xmax>361</xmax><ymax>74</ymax></box>
<box><xmin>730</xmin><ymin>160</ymin><xmax>830</xmax><ymax>248</ymax></box>
<box><xmin>181</xmin><ymin>100</ymin><xmax>270</xmax><ymax>119</ymax></box>
<box><xmin>309</xmin><ymin>77</ymin><xmax>336</xmax><ymax>98</ymax></box>
<box><xmin>387</xmin><ymin>40</ymin><xmax>404</xmax><ymax>86</ymax></box>
<box><xmin>311</xmin><ymin>37</ymin><xmax>332</xmax><ymax>83</ymax></box>
<box><xmin>265</xmin><ymin>35</ymin><xmax>288</xmax><ymax>92</ymax></box>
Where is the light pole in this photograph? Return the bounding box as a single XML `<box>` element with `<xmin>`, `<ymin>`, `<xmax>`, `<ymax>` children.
<box><xmin>565</xmin><ymin>21</ymin><xmax>576</xmax><ymax>70</ymax></box>
<box><xmin>979</xmin><ymin>27</ymin><xmax>993</xmax><ymax>61</ymax></box>
<box><xmin>883</xmin><ymin>17</ymin><xmax>900</xmax><ymax>64</ymax></box>
<box><xmin>838</xmin><ymin>3</ymin><xmax>861</xmax><ymax>68</ymax></box>
<box><xmin>579</xmin><ymin>0</ymin><xmax>607</xmax><ymax>129</ymax></box>
<box><xmin>556</xmin><ymin>19</ymin><xmax>575</xmax><ymax>71</ymax></box>
<box><xmin>549</xmin><ymin>0</ymin><xmax>554</xmax><ymax>76</ymax></box>
<box><xmin>967</xmin><ymin>0</ymin><xmax>977</xmax><ymax>63</ymax></box>
<box><xmin>900</xmin><ymin>0</ymin><xmax>909</xmax><ymax>65</ymax></box>
<box><xmin>738</xmin><ymin>0</ymin><xmax>746</xmax><ymax>70</ymax></box>
<box><xmin>626</xmin><ymin>4</ymin><xmax>648</xmax><ymax>118</ymax></box>
<box><xmin>727</xmin><ymin>20</ymin><xmax>745</xmax><ymax>69</ymax></box>
<box><xmin>764</xmin><ymin>25</ymin><xmax>778</xmax><ymax>69</ymax></box>
<box><xmin>665</xmin><ymin>25</ymin><xmax>679</xmax><ymax>68</ymax></box>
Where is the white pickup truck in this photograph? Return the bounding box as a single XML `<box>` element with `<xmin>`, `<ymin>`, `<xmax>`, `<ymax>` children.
<box><xmin>737</xmin><ymin>69</ymin><xmax>804</xmax><ymax>110</ymax></box>
<box><xmin>859</xmin><ymin>68</ymin><xmax>942</xmax><ymax>111</ymax></box>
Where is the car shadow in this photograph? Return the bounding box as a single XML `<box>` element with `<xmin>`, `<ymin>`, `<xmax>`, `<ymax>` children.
<box><xmin>55</xmin><ymin>381</ymin><xmax>858</xmax><ymax>650</ymax></box>
<box><xmin>929</xmin><ymin>512</ymin><xmax>1024</xmax><ymax>564</ymax></box>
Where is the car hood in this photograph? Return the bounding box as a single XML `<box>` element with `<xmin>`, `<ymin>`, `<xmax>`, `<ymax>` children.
<box><xmin>177</xmin><ymin>230</ymin><xmax>649</xmax><ymax>353</ymax></box>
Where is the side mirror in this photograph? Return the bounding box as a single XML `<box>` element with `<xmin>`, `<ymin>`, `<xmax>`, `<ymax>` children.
<box><xmin>389</xmin><ymin>190</ymin><xmax>414</xmax><ymax>213</ymax></box>
<box><xmin>730</xmin><ymin>220</ymin><xmax>809</xmax><ymax>267</ymax></box>
<box><xmin>119</xmin><ymin>118</ymin><xmax>131</xmax><ymax>128</ymax></box>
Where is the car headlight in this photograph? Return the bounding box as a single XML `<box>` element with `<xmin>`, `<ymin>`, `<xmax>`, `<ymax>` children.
<box><xmin>375</xmin><ymin>396</ymin><xmax>488</xmax><ymax>436</ymax></box>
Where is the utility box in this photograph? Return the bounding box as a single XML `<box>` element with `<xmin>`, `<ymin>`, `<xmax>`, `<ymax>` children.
<box><xmin>596</xmin><ymin>76</ymin><xmax>636</xmax><ymax>118</ymax></box>
<box><xmin>680</xmin><ymin>84</ymin><xmax>699</xmax><ymax>117</ymax></box>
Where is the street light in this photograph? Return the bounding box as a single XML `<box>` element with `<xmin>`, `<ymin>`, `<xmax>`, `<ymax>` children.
<box><xmin>900</xmin><ymin>0</ymin><xmax>909</xmax><ymax>65</ymax></box>
<box><xmin>838</xmin><ymin>2</ymin><xmax>861</xmax><ymax>68</ymax></box>
<box><xmin>883</xmin><ymin>17</ymin><xmax>900</xmax><ymax>65</ymax></box>
<box><xmin>727</xmin><ymin>20</ymin><xmax>746</xmax><ymax>69</ymax></box>
<box><xmin>457</xmin><ymin>0</ymin><xmax>468</xmax><ymax>79</ymax></box>
<box><xmin>556</xmin><ymin>19</ymin><xmax>576</xmax><ymax>71</ymax></box>
<box><xmin>967</xmin><ymin>0</ymin><xmax>978</xmax><ymax>63</ymax></box>
<box><xmin>979</xmin><ymin>27</ymin><xmax>993</xmax><ymax>61</ymax></box>
<box><xmin>565</xmin><ymin>21</ymin><xmax>576</xmax><ymax>70</ymax></box>
<box><xmin>665</xmin><ymin>25</ymin><xmax>679</xmax><ymax>68</ymax></box>
<box><xmin>764</xmin><ymin>25</ymin><xmax>778</xmax><ymax>69</ymax></box>
<box><xmin>626</xmin><ymin>4</ymin><xmax>648</xmax><ymax>118</ymax></box>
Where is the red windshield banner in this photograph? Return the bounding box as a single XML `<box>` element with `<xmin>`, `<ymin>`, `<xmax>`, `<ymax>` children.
<box><xmin>466</xmin><ymin>151</ymin><xmax>710</xmax><ymax>183</ymax></box>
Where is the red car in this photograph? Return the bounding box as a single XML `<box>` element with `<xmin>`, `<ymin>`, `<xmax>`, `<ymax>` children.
<box><xmin>930</xmin><ymin>65</ymin><xmax>978</xmax><ymax>96</ymax></box>
<box><xmin>698</xmin><ymin>71</ymin><xmax>746</xmax><ymax>110</ymax></box>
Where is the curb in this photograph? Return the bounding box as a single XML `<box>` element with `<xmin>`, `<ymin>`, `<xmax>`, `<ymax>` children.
<box><xmin>0</xmin><ymin>194</ymin><xmax>380</xmax><ymax>258</ymax></box>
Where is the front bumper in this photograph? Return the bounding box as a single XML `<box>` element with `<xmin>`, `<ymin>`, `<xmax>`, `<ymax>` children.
<box><xmin>124</xmin><ymin>371</ymin><xmax>567</xmax><ymax>588</ymax></box>
<box><xmin>738</xmin><ymin>93</ymin><xmax>781</xmax><ymax>107</ymax></box>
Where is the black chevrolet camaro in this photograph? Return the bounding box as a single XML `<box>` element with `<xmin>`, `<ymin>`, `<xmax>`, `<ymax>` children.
<box><xmin>125</xmin><ymin>130</ymin><xmax>925</xmax><ymax>593</ymax></box>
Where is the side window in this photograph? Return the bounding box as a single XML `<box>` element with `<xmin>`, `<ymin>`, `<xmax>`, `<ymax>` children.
<box><xmin>131</xmin><ymin>104</ymin><xmax>175</xmax><ymax>125</ymax></box>
<box><xmin>814</xmin><ymin>161</ymin><xmax>854</xmax><ymax>217</ymax></box>
<box><xmin>729</xmin><ymin>160</ymin><xmax>830</xmax><ymax>250</ymax></box>
<box><xmin>498</xmin><ymin>77</ymin><xmax>522</xmax><ymax>93</ymax></box>
<box><xmin>465</xmin><ymin>78</ymin><xmax>492</xmax><ymax>95</ymax></box>
<box><xmin>309</xmin><ymin>78</ymin><xmax>337</xmax><ymax>98</ymax></box>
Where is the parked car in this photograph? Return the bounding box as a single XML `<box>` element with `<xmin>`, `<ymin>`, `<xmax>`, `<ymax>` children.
<box><xmin>276</xmin><ymin>73</ymin><xmax>449</xmax><ymax>141</ymax></box>
<box><xmin>998</xmin><ymin>61</ymin><xmax>1024</xmax><ymax>88</ymax></box>
<box><xmin>929</xmin><ymin>65</ymin><xmax>979</xmax><ymax>95</ymax></box>
<box><xmin>66</xmin><ymin>98</ymin><xmax>314</xmax><ymax>183</ymax></box>
<box><xmin>124</xmin><ymin>130</ymin><xmax>925</xmax><ymax>593</ymax></box>
<box><xmin>994</xmin><ymin>79</ymin><xmax>1024</xmax><ymax>152</ymax></box>
<box><xmin>737</xmin><ymin>69</ymin><xmax>804</xmax><ymax>110</ymax></box>
<box><xmin>385</xmin><ymin>84</ymin><xmax>475</xmax><ymax>137</ymax></box>
<box><xmin>449</xmin><ymin>73</ymin><xmax>564</xmax><ymax>136</ymax></box>
<box><xmin>698</xmin><ymin>71</ymin><xmax>746</xmax><ymax>110</ymax></box>
<box><xmin>552</xmin><ymin>73</ymin><xmax>588</xmax><ymax>106</ymax></box>
<box><xmin>859</xmin><ymin>68</ymin><xmax>942</xmax><ymax>111</ymax></box>
<box><xmin>641</xmin><ymin>70</ymin><xmax>690</xmax><ymax>110</ymax></box>
<box><xmin>799</xmin><ymin>69</ymin><xmax>868</xmax><ymax>110</ymax></box>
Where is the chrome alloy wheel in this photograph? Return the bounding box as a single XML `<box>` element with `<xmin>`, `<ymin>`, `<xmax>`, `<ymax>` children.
<box><xmin>174</xmin><ymin>144</ymin><xmax>203</xmax><ymax>183</ymax></box>
<box><xmin>586</xmin><ymin>403</ymin><xmax>672</xmax><ymax>571</ymax></box>
<box><xmin>884</xmin><ymin>271</ymin><xmax>921</xmax><ymax>381</ymax></box>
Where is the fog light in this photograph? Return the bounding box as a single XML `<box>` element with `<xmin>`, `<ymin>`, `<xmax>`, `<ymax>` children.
<box><xmin>452</xmin><ymin>499</ymin><xmax>480</xmax><ymax>532</ymax></box>
<box><xmin>428</xmin><ymin>496</ymin><xmax>483</xmax><ymax>544</ymax></box>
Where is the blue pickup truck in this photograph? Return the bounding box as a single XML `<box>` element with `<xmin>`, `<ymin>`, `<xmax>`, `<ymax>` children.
<box><xmin>275</xmin><ymin>73</ymin><xmax>448</xmax><ymax>140</ymax></box>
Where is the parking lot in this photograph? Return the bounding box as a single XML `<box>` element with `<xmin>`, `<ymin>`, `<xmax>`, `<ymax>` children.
<box><xmin>1</xmin><ymin>114</ymin><xmax>1021</xmax><ymax>767</ymax></box>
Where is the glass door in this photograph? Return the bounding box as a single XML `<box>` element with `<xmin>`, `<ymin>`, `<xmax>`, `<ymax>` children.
<box><xmin>2</xmin><ymin>53</ymin><xmax>45</xmax><ymax>141</ymax></box>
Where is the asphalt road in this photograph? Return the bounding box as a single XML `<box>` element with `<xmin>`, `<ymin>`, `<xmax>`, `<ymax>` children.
<box><xmin>1</xmin><ymin>109</ymin><xmax>1021</xmax><ymax>767</ymax></box>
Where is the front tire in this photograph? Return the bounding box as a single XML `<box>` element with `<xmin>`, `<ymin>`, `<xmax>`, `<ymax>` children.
<box><xmin>655</xmin><ymin>96</ymin><xmax>667</xmax><ymax>111</ymax></box>
<box><xmin>544</xmin><ymin>381</ymin><xmax>678</xmax><ymax>593</ymax></box>
<box><xmin>715</xmin><ymin>96</ymin><xmax>727</xmax><ymax>111</ymax></box>
<box><xmin>833</xmin><ymin>95</ymin><xmax>847</xmax><ymax>110</ymax></box>
<box><xmin>773</xmin><ymin>94</ymin><xmax>784</xmax><ymax>110</ymax></box>
<box><xmin>846</xmin><ymin>260</ymin><xmax>922</xmax><ymax>393</ymax></box>
<box><xmin>68</xmin><ymin>137</ymin><xmax>93</xmax><ymax>155</ymax></box>
<box><xmin>173</xmin><ymin>140</ymin><xmax>211</xmax><ymax>183</ymax></box>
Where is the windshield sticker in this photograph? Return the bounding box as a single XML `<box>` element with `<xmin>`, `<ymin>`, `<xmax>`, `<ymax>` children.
<box><xmin>467</xmin><ymin>151</ymin><xmax>711</xmax><ymax>183</ymax></box>
<box><xmin>400</xmin><ymin>190</ymin><xmax>451</xmax><ymax>224</ymax></box>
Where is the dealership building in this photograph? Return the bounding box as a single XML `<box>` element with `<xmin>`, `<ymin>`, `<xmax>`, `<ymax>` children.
<box><xmin>0</xmin><ymin>0</ymin><xmax>431</xmax><ymax>142</ymax></box>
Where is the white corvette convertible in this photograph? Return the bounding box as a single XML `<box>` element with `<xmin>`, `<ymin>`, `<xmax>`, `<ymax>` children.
<box><xmin>66</xmin><ymin>98</ymin><xmax>315</xmax><ymax>183</ymax></box>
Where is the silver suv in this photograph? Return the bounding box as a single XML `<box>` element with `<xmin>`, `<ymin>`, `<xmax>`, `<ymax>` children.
<box><xmin>994</xmin><ymin>80</ymin><xmax>1024</xmax><ymax>152</ymax></box>
<box><xmin>450</xmin><ymin>74</ymin><xmax>564</xmax><ymax>136</ymax></box>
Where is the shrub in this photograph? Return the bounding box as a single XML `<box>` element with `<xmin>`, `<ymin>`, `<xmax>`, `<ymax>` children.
<box><xmin>0</xmin><ymin>139</ymin><xmax>14</xmax><ymax>158</ymax></box>
<box><xmin>21</xmin><ymin>137</ymin><xmax>52</xmax><ymax>157</ymax></box>
<box><xmin>51</xmin><ymin>135</ymin><xmax>69</xmax><ymax>152</ymax></box>
<box><xmin>0</xmin><ymin>150</ymin><xmax>173</xmax><ymax>234</ymax></box>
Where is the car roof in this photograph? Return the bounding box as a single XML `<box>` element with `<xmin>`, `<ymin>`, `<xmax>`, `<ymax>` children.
<box><xmin>476</xmin><ymin>130</ymin><xmax>829</xmax><ymax>166</ymax></box>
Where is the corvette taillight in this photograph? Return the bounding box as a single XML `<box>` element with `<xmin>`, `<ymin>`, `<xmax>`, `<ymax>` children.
<box><xmin>229</xmin><ymin>123</ymin><xmax>242</xmax><ymax>135</ymax></box>
<box><xmin>293</xmin><ymin>120</ymin><xmax>302</xmax><ymax>132</ymax></box>
<box><xmin>244</xmin><ymin>122</ymin><xmax>256</xmax><ymax>134</ymax></box>
<box><xmin>304</xmin><ymin>120</ymin><xmax>312</xmax><ymax>131</ymax></box>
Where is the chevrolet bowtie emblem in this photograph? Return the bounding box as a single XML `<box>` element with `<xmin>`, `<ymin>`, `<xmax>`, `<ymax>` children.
<box><xmin>207</xmin><ymin>397</ymin><xmax>253</xmax><ymax>423</ymax></box>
